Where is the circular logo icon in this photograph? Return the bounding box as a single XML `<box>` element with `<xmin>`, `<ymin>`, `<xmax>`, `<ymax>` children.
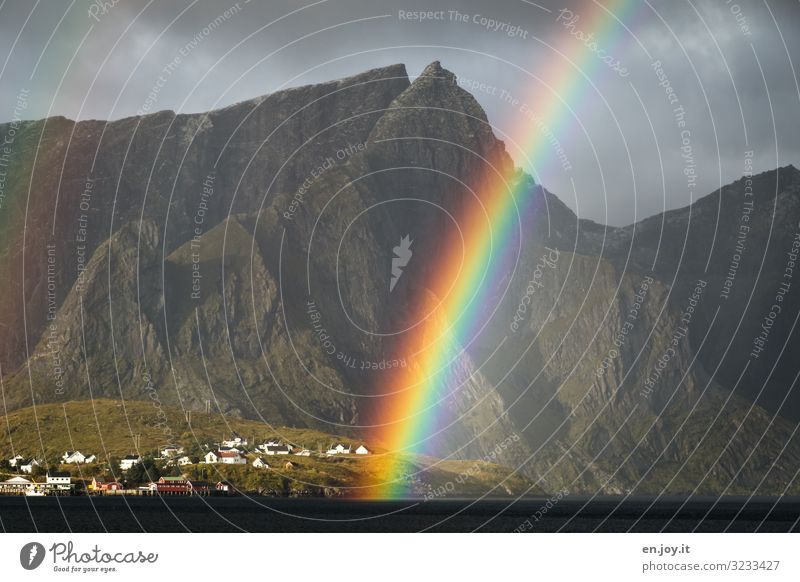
<box><xmin>19</xmin><ymin>542</ymin><xmax>45</xmax><ymax>570</ymax></box>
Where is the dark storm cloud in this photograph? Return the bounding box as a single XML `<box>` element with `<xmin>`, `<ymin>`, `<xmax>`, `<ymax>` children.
<box><xmin>0</xmin><ymin>0</ymin><xmax>798</xmax><ymax>224</ymax></box>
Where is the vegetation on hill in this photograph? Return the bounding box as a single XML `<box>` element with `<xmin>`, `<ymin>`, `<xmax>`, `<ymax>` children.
<box><xmin>0</xmin><ymin>399</ymin><xmax>545</xmax><ymax>498</ymax></box>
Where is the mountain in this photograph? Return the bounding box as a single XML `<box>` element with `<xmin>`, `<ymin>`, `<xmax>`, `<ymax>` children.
<box><xmin>1</xmin><ymin>61</ymin><xmax>799</xmax><ymax>496</ymax></box>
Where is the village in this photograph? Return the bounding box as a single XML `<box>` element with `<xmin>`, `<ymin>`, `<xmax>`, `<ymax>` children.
<box><xmin>0</xmin><ymin>435</ymin><xmax>371</xmax><ymax>497</ymax></box>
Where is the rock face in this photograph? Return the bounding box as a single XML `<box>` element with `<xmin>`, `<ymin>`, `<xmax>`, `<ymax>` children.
<box><xmin>1</xmin><ymin>61</ymin><xmax>799</xmax><ymax>495</ymax></box>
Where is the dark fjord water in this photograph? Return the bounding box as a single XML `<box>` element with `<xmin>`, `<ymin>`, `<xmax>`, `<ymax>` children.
<box><xmin>1</xmin><ymin>497</ymin><xmax>798</xmax><ymax>532</ymax></box>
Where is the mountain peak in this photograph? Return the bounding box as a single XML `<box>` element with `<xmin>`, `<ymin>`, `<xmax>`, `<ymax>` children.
<box><xmin>782</xmin><ymin>163</ymin><xmax>800</xmax><ymax>181</ymax></box>
<box><xmin>417</xmin><ymin>60</ymin><xmax>457</xmax><ymax>84</ymax></box>
<box><xmin>364</xmin><ymin>59</ymin><xmax>514</xmax><ymax>186</ymax></box>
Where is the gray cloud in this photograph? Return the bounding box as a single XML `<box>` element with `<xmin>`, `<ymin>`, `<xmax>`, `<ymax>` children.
<box><xmin>1</xmin><ymin>0</ymin><xmax>798</xmax><ymax>225</ymax></box>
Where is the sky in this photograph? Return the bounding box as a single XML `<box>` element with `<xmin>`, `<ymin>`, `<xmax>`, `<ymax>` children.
<box><xmin>0</xmin><ymin>0</ymin><xmax>798</xmax><ymax>225</ymax></box>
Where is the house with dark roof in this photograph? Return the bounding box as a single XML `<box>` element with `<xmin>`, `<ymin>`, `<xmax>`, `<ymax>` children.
<box><xmin>46</xmin><ymin>471</ymin><xmax>73</xmax><ymax>493</ymax></box>
<box><xmin>150</xmin><ymin>476</ymin><xmax>191</xmax><ymax>495</ymax></box>
<box><xmin>62</xmin><ymin>451</ymin><xmax>88</xmax><ymax>464</ymax></box>
<box><xmin>18</xmin><ymin>458</ymin><xmax>40</xmax><ymax>474</ymax></box>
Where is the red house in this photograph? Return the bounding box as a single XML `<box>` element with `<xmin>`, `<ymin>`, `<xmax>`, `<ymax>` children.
<box><xmin>188</xmin><ymin>481</ymin><xmax>210</xmax><ymax>495</ymax></box>
<box><xmin>90</xmin><ymin>477</ymin><xmax>123</xmax><ymax>492</ymax></box>
<box><xmin>148</xmin><ymin>476</ymin><xmax>211</xmax><ymax>496</ymax></box>
<box><xmin>150</xmin><ymin>476</ymin><xmax>190</xmax><ymax>495</ymax></box>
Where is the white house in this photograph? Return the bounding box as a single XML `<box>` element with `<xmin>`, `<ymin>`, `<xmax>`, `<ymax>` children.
<box><xmin>62</xmin><ymin>451</ymin><xmax>88</xmax><ymax>464</ymax></box>
<box><xmin>257</xmin><ymin>440</ymin><xmax>282</xmax><ymax>452</ymax></box>
<box><xmin>8</xmin><ymin>454</ymin><xmax>24</xmax><ymax>467</ymax></box>
<box><xmin>0</xmin><ymin>476</ymin><xmax>33</xmax><ymax>494</ymax></box>
<box><xmin>19</xmin><ymin>458</ymin><xmax>40</xmax><ymax>474</ymax></box>
<box><xmin>204</xmin><ymin>450</ymin><xmax>245</xmax><ymax>465</ymax></box>
<box><xmin>221</xmin><ymin>436</ymin><xmax>247</xmax><ymax>448</ymax></box>
<box><xmin>252</xmin><ymin>457</ymin><xmax>269</xmax><ymax>469</ymax></box>
<box><xmin>218</xmin><ymin>450</ymin><xmax>246</xmax><ymax>465</ymax></box>
<box><xmin>46</xmin><ymin>471</ymin><xmax>72</xmax><ymax>492</ymax></box>
<box><xmin>326</xmin><ymin>444</ymin><xmax>351</xmax><ymax>455</ymax></box>
<box><xmin>85</xmin><ymin>455</ymin><xmax>97</xmax><ymax>463</ymax></box>
<box><xmin>119</xmin><ymin>455</ymin><xmax>141</xmax><ymax>471</ymax></box>
<box><xmin>46</xmin><ymin>472</ymin><xmax>71</xmax><ymax>486</ymax></box>
<box><xmin>294</xmin><ymin>449</ymin><xmax>311</xmax><ymax>457</ymax></box>
<box><xmin>264</xmin><ymin>444</ymin><xmax>292</xmax><ymax>455</ymax></box>
<box><xmin>355</xmin><ymin>445</ymin><xmax>370</xmax><ymax>455</ymax></box>
<box><xmin>160</xmin><ymin>445</ymin><xmax>184</xmax><ymax>458</ymax></box>
<box><xmin>177</xmin><ymin>456</ymin><xmax>193</xmax><ymax>466</ymax></box>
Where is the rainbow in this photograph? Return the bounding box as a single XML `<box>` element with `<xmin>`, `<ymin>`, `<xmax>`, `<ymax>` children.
<box><xmin>365</xmin><ymin>0</ymin><xmax>636</xmax><ymax>498</ymax></box>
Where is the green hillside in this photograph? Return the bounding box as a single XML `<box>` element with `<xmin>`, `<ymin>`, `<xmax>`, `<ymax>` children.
<box><xmin>0</xmin><ymin>399</ymin><xmax>545</xmax><ymax>498</ymax></box>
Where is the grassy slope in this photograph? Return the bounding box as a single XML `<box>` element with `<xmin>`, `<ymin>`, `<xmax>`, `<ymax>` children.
<box><xmin>0</xmin><ymin>399</ymin><xmax>545</xmax><ymax>497</ymax></box>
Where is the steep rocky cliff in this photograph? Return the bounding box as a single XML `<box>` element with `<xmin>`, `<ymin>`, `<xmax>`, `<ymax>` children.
<box><xmin>1</xmin><ymin>61</ymin><xmax>799</xmax><ymax>495</ymax></box>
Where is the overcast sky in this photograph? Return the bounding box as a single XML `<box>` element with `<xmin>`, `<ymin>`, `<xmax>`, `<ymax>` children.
<box><xmin>1</xmin><ymin>0</ymin><xmax>798</xmax><ymax>225</ymax></box>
